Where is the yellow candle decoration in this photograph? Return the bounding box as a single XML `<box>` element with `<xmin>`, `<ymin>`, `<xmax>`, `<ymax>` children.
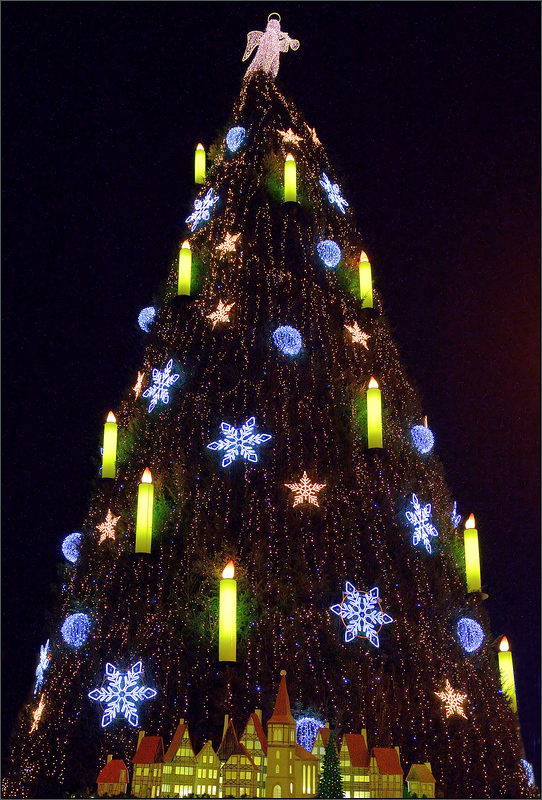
<box><xmin>498</xmin><ymin>636</ymin><xmax>517</xmax><ymax>713</ymax></box>
<box><xmin>101</xmin><ymin>411</ymin><xmax>118</xmax><ymax>479</ymax></box>
<box><xmin>358</xmin><ymin>250</ymin><xmax>373</xmax><ymax>308</ymax></box>
<box><xmin>367</xmin><ymin>377</ymin><xmax>383</xmax><ymax>448</ymax></box>
<box><xmin>135</xmin><ymin>468</ymin><xmax>154</xmax><ymax>554</ymax></box>
<box><xmin>219</xmin><ymin>560</ymin><xmax>237</xmax><ymax>662</ymax></box>
<box><xmin>284</xmin><ymin>153</ymin><xmax>297</xmax><ymax>202</ymax></box>
<box><xmin>195</xmin><ymin>143</ymin><xmax>206</xmax><ymax>184</ymax></box>
<box><xmin>464</xmin><ymin>513</ymin><xmax>482</xmax><ymax>593</ymax></box>
<box><xmin>178</xmin><ymin>240</ymin><xmax>192</xmax><ymax>296</ymax></box>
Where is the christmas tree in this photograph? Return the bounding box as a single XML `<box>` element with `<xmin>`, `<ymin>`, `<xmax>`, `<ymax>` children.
<box><xmin>317</xmin><ymin>731</ymin><xmax>344</xmax><ymax>799</ymax></box>
<box><xmin>4</xmin><ymin>14</ymin><xmax>535</xmax><ymax>800</ymax></box>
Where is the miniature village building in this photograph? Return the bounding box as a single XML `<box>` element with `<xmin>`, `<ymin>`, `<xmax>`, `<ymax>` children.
<box><xmin>161</xmin><ymin>718</ymin><xmax>197</xmax><ymax>797</ymax></box>
<box><xmin>339</xmin><ymin>731</ymin><xmax>370</xmax><ymax>798</ymax></box>
<box><xmin>311</xmin><ymin>723</ymin><xmax>332</xmax><ymax>765</ymax></box>
<box><xmin>238</xmin><ymin>710</ymin><xmax>268</xmax><ymax>796</ymax></box>
<box><xmin>369</xmin><ymin>746</ymin><xmax>404</xmax><ymax>799</ymax></box>
<box><xmin>218</xmin><ymin>718</ymin><xmax>259</xmax><ymax>798</ymax></box>
<box><xmin>195</xmin><ymin>739</ymin><xmax>221</xmax><ymax>797</ymax></box>
<box><xmin>406</xmin><ymin>763</ymin><xmax>436</xmax><ymax>799</ymax></box>
<box><xmin>132</xmin><ymin>732</ymin><xmax>164</xmax><ymax>798</ymax></box>
<box><xmin>96</xmin><ymin>756</ymin><xmax>129</xmax><ymax>798</ymax></box>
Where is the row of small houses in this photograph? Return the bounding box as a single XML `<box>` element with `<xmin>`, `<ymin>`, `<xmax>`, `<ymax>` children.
<box><xmin>97</xmin><ymin>671</ymin><xmax>436</xmax><ymax>798</ymax></box>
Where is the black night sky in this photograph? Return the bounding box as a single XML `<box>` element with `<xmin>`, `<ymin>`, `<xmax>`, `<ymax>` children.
<box><xmin>2</xmin><ymin>1</ymin><xmax>540</xmax><ymax>785</ymax></box>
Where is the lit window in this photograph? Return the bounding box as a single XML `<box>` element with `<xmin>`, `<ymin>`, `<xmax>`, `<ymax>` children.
<box><xmin>275</xmin><ymin>765</ymin><xmax>280</xmax><ymax>774</ymax></box>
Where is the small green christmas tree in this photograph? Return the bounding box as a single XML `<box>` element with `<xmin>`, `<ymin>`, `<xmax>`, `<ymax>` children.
<box><xmin>317</xmin><ymin>730</ymin><xmax>344</xmax><ymax>799</ymax></box>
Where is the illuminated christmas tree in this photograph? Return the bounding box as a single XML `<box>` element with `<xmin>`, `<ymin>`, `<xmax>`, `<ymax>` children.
<box><xmin>5</xmin><ymin>17</ymin><xmax>534</xmax><ymax>800</ymax></box>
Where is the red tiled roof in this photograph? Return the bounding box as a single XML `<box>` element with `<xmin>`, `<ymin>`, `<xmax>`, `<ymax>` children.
<box><xmin>342</xmin><ymin>733</ymin><xmax>370</xmax><ymax>768</ymax></box>
<box><xmin>407</xmin><ymin>764</ymin><xmax>436</xmax><ymax>784</ymax></box>
<box><xmin>97</xmin><ymin>759</ymin><xmax>128</xmax><ymax>784</ymax></box>
<box><xmin>268</xmin><ymin>672</ymin><xmax>296</xmax><ymax>725</ymax></box>
<box><xmin>315</xmin><ymin>727</ymin><xmax>331</xmax><ymax>748</ymax></box>
<box><xmin>240</xmin><ymin>713</ymin><xmax>268</xmax><ymax>756</ymax></box>
<box><xmin>295</xmin><ymin>744</ymin><xmax>318</xmax><ymax>761</ymax></box>
<box><xmin>372</xmin><ymin>747</ymin><xmax>403</xmax><ymax>775</ymax></box>
<box><xmin>133</xmin><ymin>735</ymin><xmax>164</xmax><ymax>764</ymax></box>
<box><xmin>164</xmin><ymin>723</ymin><xmax>195</xmax><ymax>762</ymax></box>
<box><xmin>217</xmin><ymin>719</ymin><xmax>239</xmax><ymax>763</ymax></box>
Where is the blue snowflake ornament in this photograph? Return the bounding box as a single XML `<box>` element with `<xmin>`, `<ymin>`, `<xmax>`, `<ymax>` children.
<box><xmin>88</xmin><ymin>661</ymin><xmax>157</xmax><ymax>728</ymax></box>
<box><xmin>330</xmin><ymin>581</ymin><xmax>393</xmax><ymax>648</ymax></box>
<box><xmin>207</xmin><ymin>417</ymin><xmax>272</xmax><ymax>467</ymax></box>
<box><xmin>34</xmin><ymin>639</ymin><xmax>51</xmax><ymax>695</ymax></box>
<box><xmin>451</xmin><ymin>501</ymin><xmax>461</xmax><ymax>529</ymax></box>
<box><xmin>406</xmin><ymin>494</ymin><xmax>439</xmax><ymax>554</ymax></box>
<box><xmin>319</xmin><ymin>172</ymin><xmax>349</xmax><ymax>214</ymax></box>
<box><xmin>142</xmin><ymin>358</ymin><xmax>180</xmax><ymax>412</ymax></box>
<box><xmin>185</xmin><ymin>188</ymin><xmax>219</xmax><ymax>232</ymax></box>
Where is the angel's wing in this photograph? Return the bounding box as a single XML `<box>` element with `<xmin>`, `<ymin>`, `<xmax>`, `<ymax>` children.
<box><xmin>242</xmin><ymin>30</ymin><xmax>263</xmax><ymax>62</ymax></box>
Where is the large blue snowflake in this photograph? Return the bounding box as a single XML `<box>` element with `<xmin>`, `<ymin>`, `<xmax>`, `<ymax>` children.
<box><xmin>330</xmin><ymin>581</ymin><xmax>393</xmax><ymax>648</ymax></box>
<box><xmin>319</xmin><ymin>172</ymin><xmax>349</xmax><ymax>214</ymax></box>
<box><xmin>142</xmin><ymin>358</ymin><xmax>180</xmax><ymax>412</ymax></box>
<box><xmin>406</xmin><ymin>493</ymin><xmax>439</xmax><ymax>553</ymax></box>
<box><xmin>185</xmin><ymin>187</ymin><xmax>219</xmax><ymax>231</ymax></box>
<box><xmin>34</xmin><ymin>639</ymin><xmax>51</xmax><ymax>696</ymax></box>
<box><xmin>88</xmin><ymin>661</ymin><xmax>157</xmax><ymax>728</ymax></box>
<box><xmin>207</xmin><ymin>417</ymin><xmax>272</xmax><ymax>467</ymax></box>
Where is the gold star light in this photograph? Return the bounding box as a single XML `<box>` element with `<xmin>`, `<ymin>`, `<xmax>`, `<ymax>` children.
<box><xmin>435</xmin><ymin>679</ymin><xmax>468</xmax><ymax>719</ymax></box>
<box><xmin>345</xmin><ymin>322</ymin><xmax>371</xmax><ymax>350</ymax></box>
<box><xmin>278</xmin><ymin>128</ymin><xmax>302</xmax><ymax>146</ymax></box>
<box><xmin>133</xmin><ymin>371</ymin><xmax>145</xmax><ymax>399</ymax></box>
<box><xmin>216</xmin><ymin>232</ymin><xmax>241</xmax><ymax>255</ymax></box>
<box><xmin>285</xmin><ymin>471</ymin><xmax>326</xmax><ymax>507</ymax></box>
<box><xmin>96</xmin><ymin>509</ymin><xmax>121</xmax><ymax>545</ymax></box>
<box><xmin>207</xmin><ymin>300</ymin><xmax>235</xmax><ymax>328</ymax></box>
<box><xmin>30</xmin><ymin>696</ymin><xmax>45</xmax><ymax>732</ymax></box>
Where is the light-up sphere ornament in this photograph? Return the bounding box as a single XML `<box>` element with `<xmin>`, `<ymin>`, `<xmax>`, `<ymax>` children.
<box><xmin>61</xmin><ymin>613</ymin><xmax>91</xmax><ymax>649</ymax></box>
<box><xmin>521</xmin><ymin>760</ymin><xmax>535</xmax><ymax>788</ymax></box>
<box><xmin>456</xmin><ymin>618</ymin><xmax>484</xmax><ymax>653</ymax></box>
<box><xmin>317</xmin><ymin>240</ymin><xmax>341</xmax><ymax>269</ymax></box>
<box><xmin>226</xmin><ymin>126</ymin><xmax>246</xmax><ymax>153</ymax></box>
<box><xmin>88</xmin><ymin>661</ymin><xmax>157</xmax><ymax>728</ymax></box>
<box><xmin>411</xmin><ymin>424</ymin><xmax>435</xmax><ymax>454</ymax></box>
<box><xmin>273</xmin><ymin>325</ymin><xmax>302</xmax><ymax>356</ymax></box>
<box><xmin>62</xmin><ymin>532</ymin><xmax>83</xmax><ymax>563</ymax></box>
<box><xmin>138</xmin><ymin>306</ymin><xmax>156</xmax><ymax>333</ymax></box>
<box><xmin>330</xmin><ymin>582</ymin><xmax>393</xmax><ymax>648</ymax></box>
<box><xmin>296</xmin><ymin>717</ymin><xmax>322</xmax><ymax>752</ymax></box>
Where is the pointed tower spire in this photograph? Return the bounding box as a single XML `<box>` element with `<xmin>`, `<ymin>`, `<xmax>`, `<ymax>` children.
<box><xmin>268</xmin><ymin>669</ymin><xmax>295</xmax><ymax>725</ymax></box>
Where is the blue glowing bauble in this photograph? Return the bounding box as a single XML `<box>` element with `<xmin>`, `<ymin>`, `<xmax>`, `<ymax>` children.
<box><xmin>88</xmin><ymin>660</ymin><xmax>158</xmax><ymax>728</ymax></box>
<box><xmin>138</xmin><ymin>307</ymin><xmax>156</xmax><ymax>333</ymax></box>
<box><xmin>272</xmin><ymin>325</ymin><xmax>302</xmax><ymax>356</ymax></box>
<box><xmin>406</xmin><ymin>494</ymin><xmax>438</xmax><ymax>554</ymax></box>
<box><xmin>62</xmin><ymin>532</ymin><xmax>83</xmax><ymax>564</ymax></box>
<box><xmin>296</xmin><ymin>717</ymin><xmax>322</xmax><ymax>753</ymax></box>
<box><xmin>61</xmin><ymin>613</ymin><xmax>91</xmax><ymax>648</ymax></box>
<box><xmin>457</xmin><ymin>618</ymin><xmax>484</xmax><ymax>653</ymax></box>
<box><xmin>207</xmin><ymin>417</ymin><xmax>272</xmax><ymax>468</ymax></box>
<box><xmin>330</xmin><ymin>582</ymin><xmax>393</xmax><ymax>648</ymax></box>
<box><xmin>411</xmin><ymin>424</ymin><xmax>435</xmax><ymax>454</ymax></box>
<box><xmin>317</xmin><ymin>240</ymin><xmax>341</xmax><ymax>269</ymax></box>
<box><xmin>226</xmin><ymin>126</ymin><xmax>246</xmax><ymax>153</ymax></box>
<box><xmin>521</xmin><ymin>760</ymin><xmax>535</xmax><ymax>788</ymax></box>
<box><xmin>142</xmin><ymin>358</ymin><xmax>180</xmax><ymax>413</ymax></box>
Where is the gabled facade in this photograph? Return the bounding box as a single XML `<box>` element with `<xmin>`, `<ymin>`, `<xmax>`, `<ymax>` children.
<box><xmin>132</xmin><ymin>732</ymin><xmax>164</xmax><ymax>798</ymax></box>
<box><xmin>96</xmin><ymin>756</ymin><xmax>129</xmax><ymax>798</ymax></box>
<box><xmin>311</xmin><ymin>724</ymin><xmax>332</xmax><ymax>767</ymax></box>
<box><xmin>161</xmin><ymin>718</ymin><xmax>197</xmax><ymax>798</ymax></box>
<box><xmin>239</xmin><ymin>710</ymin><xmax>268</xmax><ymax>797</ymax></box>
<box><xmin>406</xmin><ymin>762</ymin><xmax>436</xmax><ymax>799</ymax></box>
<box><xmin>339</xmin><ymin>731</ymin><xmax>370</xmax><ymax>799</ymax></box>
<box><xmin>369</xmin><ymin>746</ymin><xmax>404</xmax><ymax>799</ymax></box>
<box><xmin>194</xmin><ymin>740</ymin><xmax>221</xmax><ymax>797</ymax></box>
<box><xmin>219</xmin><ymin>718</ymin><xmax>259</xmax><ymax>798</ymax></box>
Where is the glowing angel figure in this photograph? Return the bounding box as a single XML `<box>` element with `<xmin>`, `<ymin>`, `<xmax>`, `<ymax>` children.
<box><xmin>242</xmin><ymin>14</ymin><xmax>299</xmax><ymax>80</ymax></box>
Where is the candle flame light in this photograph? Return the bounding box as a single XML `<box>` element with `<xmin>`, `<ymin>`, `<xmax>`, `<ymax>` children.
<box><xmin>465</xmin><ymin>513</ymin><xmax>476</xmax><ymax>529</ymax></box>
<box><xmin>106</xmin><ymin>411</ymin><xmax>116</xmax><ymax>423</ymax></box>
<box><xmin>500</xmin><ymin>636</ymin><xmax>510</xmax><ymax>652</ymax></box>
<box><xmin>222</xmin><ymin>560</ymin><xmax>235</xmax><ymax>579</ymax></box>
<box><xmin>369</xmin><ymin>377</ymin><xmax>379</xmax><ymax>389</ymax></box>
<box><xmin>182</xmin><ymin>240</ymin><xmax>190</xmax><ymax>249</ymax></box>
<box><xmin>286</xmin><ymin>153</ymin><xmax>294</xmax><ymax>162</ymax></box>
<box><xmin>141</xmin><ymin>468</ymin><xmax>152</xmax><ymax>484</ymax></box>
<box><xmin>196</xmin><ymin>143</ymin><xmax>204</xmax><ymax>151</ymax></box>
<box><xmin>360</xmin><ymin>251</ymin><xmax>369</xmax><ymax>263</ymax></box>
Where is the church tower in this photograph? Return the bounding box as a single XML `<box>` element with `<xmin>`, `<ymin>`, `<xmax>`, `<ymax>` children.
<box><xmin>265</xmin><ymin>670</ymin><xmax>297</xmax><ymax>798</ymax></box>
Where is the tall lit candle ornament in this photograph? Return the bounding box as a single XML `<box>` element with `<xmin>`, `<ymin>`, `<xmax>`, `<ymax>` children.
<box><xmin>219</xmin><ymin>560</ymin><xmax>237</xmax><ymax>662</ymax></box>
<box><xmin>367</xmin><ymin>377</ymin><xmax>383</xmax><ymax>448</ymax></box>
<box><xmin>358</xmin><ymin>251</ymin><xmax>373</xmax><ymax>308</ymax></box>
<box><xmin>101</xmin><ymin>412</ymin><xmax>118</xmax><ymax>478</ymax></box>
<box><xmin>178</xmin><ymin>240</ymin><xmax>192</xmax><ymax>296</ymax></box>
<box><xmin>498</xmin><ymin>636</ymin><xmax>517</xmax><ymax>713</ymax></box>
<box><xmin>135</xmin><ymin>469</ymin><xmax>154</xmax><ymax>554</ymax></box>
<box><xmin>463</xmin><ymin>513</ymin><xmax>481</xmax><ymax>593</ymax></box>
<box><xmin>194</xmin><ymin>143</ymin><xmax>206</xmax><ymax>184</ymax></box>
<box><xmin>284</xmin><ymin>153</ymin><xmax>297</xmax><ymax>202</ymax></box>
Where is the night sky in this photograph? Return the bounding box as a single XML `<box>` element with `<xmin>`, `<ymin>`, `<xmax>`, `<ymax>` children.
<box><xmin>2</xmin><ymin>1</ymin><xmax>540</xmax><ymax>785</ymax></box>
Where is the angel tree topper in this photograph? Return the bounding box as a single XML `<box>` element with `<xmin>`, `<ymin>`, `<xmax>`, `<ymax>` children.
<box><xmin>242</xmin><ymin>13</ymin><xmax>299</xmax><ymax>79</ymax></box>
<box><xmin>207</xmin><ymin>417</ymin><xmax>272</xmax><ymax>467</ymax></box>
<box><xmin>88</xmin><ymin>661</ymin><xmax>157</xmax><ymax>728</ymax></box>
<box><xmin>331</xmin><ymin>582</ymin><xmax>393</xmax><ymax>648</ymax></box>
